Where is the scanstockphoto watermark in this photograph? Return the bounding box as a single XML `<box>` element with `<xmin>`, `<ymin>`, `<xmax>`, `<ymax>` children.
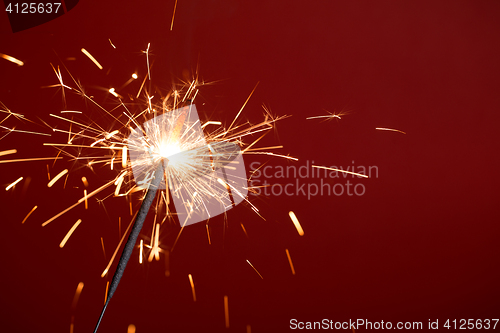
<box><xmin>249</xmin><ymin>160</ymin><xmax>378</xmax><ymax>200</ymax></box>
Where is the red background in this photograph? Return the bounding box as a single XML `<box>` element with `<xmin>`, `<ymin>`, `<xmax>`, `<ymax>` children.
<box><xmin>1</xmin><ymin>1</ymin><xmax>499</xmax><ymax>332</ymax></box>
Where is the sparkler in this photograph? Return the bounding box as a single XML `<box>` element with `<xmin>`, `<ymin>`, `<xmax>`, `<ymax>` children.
<box><xmin>2</xmin><ymin>40</ymin><xmax>371</xmax><ymax>331</ymax></box>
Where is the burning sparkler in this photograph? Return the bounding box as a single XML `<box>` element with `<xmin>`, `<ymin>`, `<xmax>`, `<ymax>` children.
<box><xmin>2</xmin><ymin>40</ymin><xmax>378</xmax><ymax>331</ymax></box>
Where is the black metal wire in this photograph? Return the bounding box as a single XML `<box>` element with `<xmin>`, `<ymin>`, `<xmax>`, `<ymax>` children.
<box><xmin>93</xmin><ymin>162</ymin><xmax>165</xmax><ymax>333</ymax></box>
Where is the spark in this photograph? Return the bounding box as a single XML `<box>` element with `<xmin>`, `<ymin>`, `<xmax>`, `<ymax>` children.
<box><xmin>224</xmin><ymin>295</ymin><xmax>230</xmax><ymax>328</ymax></box>
<box><xmin>100</xmin><ymin>214</ymin><xmax>137</xmax><ymax>277</ymax></box>
<box><xmin>188</xmin><ymin>274</ymin><xmax>196</xmax><ymax>302</ymax></box>
<box><xmin>201</xmin><ymin>121</ymin><xmax>222</xmax><ymax>129</ymax></box>
<box><xmin>246</xmin><ymin>259</ymin><xmax>264</xmax><ymax>279</ymax></box>
<box><xmin>288</xmin><ymin>211</ymin><xmax>304</xmax><ymax>236</ymax></box>
<box><xmin>21</xmin><ymin>206</ymin><xmax>38</xmax><ymax>224</ymax></box>
<box><xmin>131</xmin><ymin>73</ymin><xmax>138</xmax><ymax>79</ymax></box>
<box><xmin>100</xmin><ymin>237</ymin><xmax>106</xmax><ymax>260</ymax></box>
<box><xmin>0</xmin><ymin>125</ymin><xmax>51</xmax><ymax>136</ymax></box>
<box><xmin>0</xmin><ymin>53</ymin><xmax>24</xmax><ymax>66</ymax></box>
<box><xmin>108</xmin><ymin>39</ymin><xmax>116</xmax><ymax>49</ymax></box>
<box><xmin>82</xmin><ymin>177</ymin><xmax>89</xmax><ymax>187</ymax></box>
<box><xmin>84</xmin><ymin>189</ymin><xmax>88</xmax><ymax>209</ymax></box>
<box><xmin>69</xmin><ymin>281</ymin><xmax>84</xmax><ymax>333</ymax></box>
<box><xmin>143</xmin><ymin>43</ymin><xmax>151</xmax><ymax>80</ymax></box>
<box><xmin>0</xmin><ymin>156</ymin><xmax>62</xmax><ymax>164</ymax></box>
<box><xmin>122</xmin><ymin>146</ymin><xmax>128</xmax><ymax>168</ymax></box>
<box><xmin>170</xmin><ymin>0</ymin><xmax>178</xmax><ymax>30</ymax></box>
<box><xmin>206</xmin><ymin>224</ymin><xmax>211</xmax><ymax>244</ymax></box>
<box><xmin>139</xmin><ymin>239</ymin><xmax>143</xmax><ymax>264</ymax></box>
<box><xmin>376</xmin><ymin>127</ymin><xmax>406</xmax><ymax>134</ymax></box>
<box><xmin>0</xmin><ymin>149</ymin><xmax>16</xmax><ymax>157</ymax></box>
<box><xmin>240</xmin><ymin>223</ymin><xmax>249</xmax><ymax>238</ymax></box>
<box><xmin>148</xmin><ymin>223</ymin><xmax>161</xmax><ymax>262</ymax></box>
<box><xmin>285</xmin><ymin>249</ymin><xmax>296</xmax><ymax>275</ymax></box>
<box><xmin>104</xmin><ymin>281</ymin><xmax>109</xmax><ymax>304</ymax></box>
<box><xmin>127</xmin><ymin>324</ymin><xmax>136</xmax><ymax>333</ymax></box>
<box><xmin>42</xmin><ymin>179</ymin><xmax>116</xmax><ymax>227</ymax></box>
<box><xmin>81</xmin><ymin>48</ymin><xmax>103</xmax><ymax>70</ymax></box>
<box><xmin>312</xmin><ymin>164</ymin><xmax>369</xmax><ymax>178</ymax></box>
<box><xmin>108</xmin><ymin>88</ymin><xmax>118</xmax><ymax>98</ymax></box>
<box><xmin>5</xmin><ymin>177</ymin><xmax>23</xmax><ymax>191</ymax></box>
<box><xmin>47</xmin><ymin>169</ymin><xmax>68</xmax><ymax>187</ymax></box>
<box><xmin>71</xmin><ymin>282</ymin><xmax>85</xmax><ymax>309</ymax></box>
<box><xmin>228</xmin><ymin>82</ymin><xmax>259</xmax><ymax>132</ymax></box>
<box><xmin>60</xmin><ymin>219</ymin><xmax>83</xmax><ymax>248</ymax></box>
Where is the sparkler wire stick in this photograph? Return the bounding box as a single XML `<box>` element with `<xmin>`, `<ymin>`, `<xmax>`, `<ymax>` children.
<box><xmin>93</xmin><ymin>160</ymin><xmax>167</xmax><ymax>333</ymax></box>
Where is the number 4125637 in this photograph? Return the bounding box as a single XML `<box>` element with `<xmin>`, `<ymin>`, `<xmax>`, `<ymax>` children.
<box><xmin>5</xmin><ymin>3</ymin><xmax>62</xmax><ymax>14</ymax></box>
<box><xmin>444</xmin><ymin>319</ymin><xmax>499</xmax><ymax>330</ymax></box>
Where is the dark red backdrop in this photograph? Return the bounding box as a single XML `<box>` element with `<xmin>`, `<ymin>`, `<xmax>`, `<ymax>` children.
<box><xmin>1</xmin><ymin>1</ymin><xmax>499</xmax><ymax>332</ymax></box>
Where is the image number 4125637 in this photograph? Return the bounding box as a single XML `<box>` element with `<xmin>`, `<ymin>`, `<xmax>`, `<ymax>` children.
<box><xmin>4</xmin><ymin>1</ymin><xmax>79</xmax><ymax>32</ymax></box>
<box><xmin>5</xmin><ymin>2</ymin><xmax>62</xmax><ymax>14</ymax></box>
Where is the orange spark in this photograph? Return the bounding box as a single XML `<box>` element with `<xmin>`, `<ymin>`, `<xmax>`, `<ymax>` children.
<box><xmin>201</xmin><ymin>121</ymin><xmax>222</xmax><ymax>129</ymax></box>
<box><xmin>228</xmin><ymin>82</ymin><xmax>259</xmax><ymax>131</ymax></box>
<box><xmin>285</xmin><ymin>249</ymin><xmax>296</xmax><ymax>275</ymax></box>
<box><xmin>47</xmin><ymin>169</ymin><xmax>68</xmax><ymax>187</ymax></box>
<box><xmin>71</xmin><ymin>282</ymin><xmax>84</xmax><ymax>309</ymax></box>
<box><xmin>122</xmin><ymin>146</ymin><xmax>128</xmax><ymax>168</ymax></box>
<box><xmin>81</xmin><ymin>48</ymin><xmax>103</xmax><ymax>70</ymax></box>
<box><xmin>148</xmin><ymin>223</ymin><xmax>161</xmax><ymax>262</ymax></box>
<box><xmin>0</xmin><ymin>156</ymin><xmax>62</xmax><ymax>164</ymax></box>
<box><xmin>0</xmin><ymin>149</ymin><xmax>16</xmax><ymax>157</ymax></box>
<box><xmin>81</xmin><ymin>177</ymin><xmax>89</xmax><ymax>187</ymax></box>
<box><xmin>206</xmin><ymin>224</ymin><xmax>211</xmax><ymax>245</ymax></box>
<box><xmin>0</xmin><ymin>53</ymin><xmax>23</xmax><ymax>66</ymax></box>
<box><xmin>188</xmin><ymin>274</ymin><xmax>196</xmax><ymax>302</ymax></box>
<box><xmin>246</xmin><ymin>260</ymin><xmax>264</xmax><ymax>279</ymax></box>
<box><xmin>108</xmin><ymin>39</ymin><xmax>116</xmax><ymax>49</ymax></box>
<box><xmin>240</xmin><ymin>223</ymin><xmax>249</xmax><ymax>238</ymax></box>
<box><xmin>108</xmin><ymin>88</ymin><xmax>118</xmax><ymax>98</ymax></box>
<box><xmin>104</xmin><ymin>281</ymin><xmax>109</xmax><ymax>304</ymax></box>
<box><xmin>139</xmin><ymin>239</ymin><xmax>143</xmax><ymax>264</ymax></box>
<box><xmin>132</xmin><ymin>73</ymin><xmax>138</xmax><ymax>79</ymax></box>
<box><xmin>5</xmin><ymin>176</ymin><xmax>23</xmax><ymax>191</ymax></box>
<box><xmin>21</xmin><ymin>206</ymin><xmax>37</xmax><ymax>224</ymax></box>
<box><xmin>312</xmin><ymin>165</ymin><xmax>369</xmax><ymax>178</ymax></box>
<box><xmin>170</xmin><ymin>0</ymin><xmax>178</xmax><ymax>30</ymax></box>
<box><xmin>100</xmin><ymin>237</ymin><xmax>106</xmax><ymax>260</ymax></box>
<box><xmin>224</xmin><ymin>295</ymin><xmax>230</xmax><ymax>328</ymax></box>
<box><xmin>289</xmin><ymin>211</ymin><xmax>304</xmax><ymax>236</ymax></box>
<box><xmin>376</xmin><ymin>127</ymin><xmax>406</xmax><ymax>134</ymax></box>
<box><xmin>60</xmin><ymin>219</ymin><xmax>82</xmax><ymax>248</ymax></box>
<box><xmin>84</xmin><ymin>189</ymin><xmax>88</xmax><ymax>209</ymax></box>
<box><xmin>101</xmin><ymin>214</ymin><xmax>137</xmax><ymax>277</ymax></box>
